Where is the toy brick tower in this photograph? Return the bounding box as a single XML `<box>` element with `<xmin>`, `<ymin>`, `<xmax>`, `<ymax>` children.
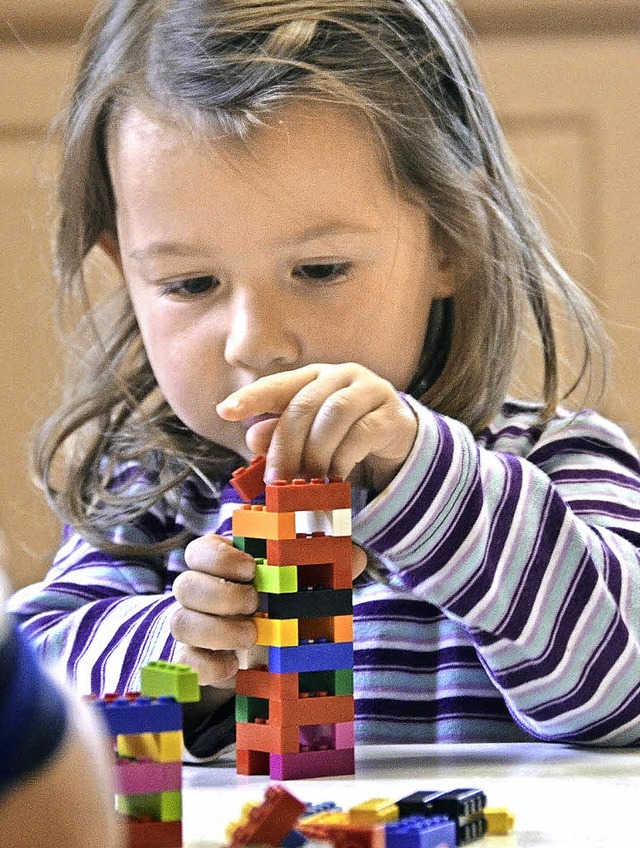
<box><xmin>231</xmin><ymin>457</ymin><xmax>356</xmax><ymax>780</ymax></box>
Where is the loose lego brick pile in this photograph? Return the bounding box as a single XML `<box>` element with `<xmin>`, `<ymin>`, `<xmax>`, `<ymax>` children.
<box><xmin>231</xmin><ymin>457</ymin><xmax>356</xmax><ymax>780</ymax></box>
<box><xmin>89</xmin><ymin>660</ymin><xmax>200</xmax><ymax>848</ymax></box>
<box><xmin>225</xmin><ymin>783</ymin><xmax>515</xmax><ymax>847</ymax></box>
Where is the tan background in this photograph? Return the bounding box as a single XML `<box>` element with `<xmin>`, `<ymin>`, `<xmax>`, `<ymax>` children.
<box><xmin>1</xmin><ymin>0</ymin><xmax>639</xmax><ymax>588</ymax></box>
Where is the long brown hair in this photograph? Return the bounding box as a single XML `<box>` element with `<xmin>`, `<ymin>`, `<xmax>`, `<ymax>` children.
<box><xmin>35</xmin><ymin>0</ymin><xmax>606</xmax><ymax>552</ymax></box>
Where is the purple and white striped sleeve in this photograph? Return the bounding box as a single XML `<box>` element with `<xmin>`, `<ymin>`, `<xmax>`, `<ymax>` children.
<box><xmin>352</xmin><ymin>397</ymin><xmax>640</xmax><ymax>745</ymax></box>
<box><xmin>7</xmin><ymin>515</ymin><xmax>183</xmax><ymax>697</ymax></box>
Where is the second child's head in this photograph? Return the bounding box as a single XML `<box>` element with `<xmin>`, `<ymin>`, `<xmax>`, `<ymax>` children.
<box><xmin>45</xmin><ymin>0</ymin><xmax>601</xmax><ymax>517</ymax></box>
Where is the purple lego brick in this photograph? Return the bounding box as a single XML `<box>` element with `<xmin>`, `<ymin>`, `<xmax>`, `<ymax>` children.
<box><xmin>269</xmin><ymin>747</ymin><xmax>355</xmax><ymax>780</ymax></box>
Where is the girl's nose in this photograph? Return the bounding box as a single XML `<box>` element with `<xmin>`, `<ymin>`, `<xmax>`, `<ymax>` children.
<box><xmin>223</xmin><ymin>288</ymin><xmax>300</xmax><ymax>375</ymax></box>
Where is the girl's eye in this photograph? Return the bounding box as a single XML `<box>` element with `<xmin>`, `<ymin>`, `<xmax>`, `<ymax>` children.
<box><xmin>292</xmin><ymin>262</ymin><xmax>352</xmax><ymax>284</ymax></box>
<box><xmin>161</xmin><ymin>275</ymin><xmax>219</xmax><ymax>297</ymax></box>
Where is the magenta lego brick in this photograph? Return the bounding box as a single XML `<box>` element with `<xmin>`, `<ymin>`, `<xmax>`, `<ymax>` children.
<box><xmin>269</xmin><ymin>747</ymin><xmax>355</xmax><ymax>780</ymax></box>
<box><xmin>115</xmin><ymin>758</ymin><xmax>182</xmax><ymax>795</ymax></box>
<box><xmin>268</xmin><ymin>641</ymin><xmax>353</xmax><ymax>673</ymax></box>
<box><xmin>385</xmin><ymin>816</ymin><xmax>456</xmax><ymax>848</ymax></box>
<box><xmin>94</xmin><ymin>695</ymin><xmax>182</xmax><ymax>736</ymax></box>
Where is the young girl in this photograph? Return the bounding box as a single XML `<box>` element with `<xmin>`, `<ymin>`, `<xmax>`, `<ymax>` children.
<box><xmin>10</xmin><ymin>0</ymin><xmax>640</xmax><ymax>756</ymax></box>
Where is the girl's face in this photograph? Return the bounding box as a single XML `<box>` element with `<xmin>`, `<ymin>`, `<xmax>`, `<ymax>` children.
<box><xmin>107</xmin><ymin>101</ymin><xmax>454</xmax><ymax>458</ymax></box>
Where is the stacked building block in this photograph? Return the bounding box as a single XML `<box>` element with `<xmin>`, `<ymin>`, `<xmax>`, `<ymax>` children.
<box><xmin>231</xmin><ymin>459</ymin><xmax>356</xmax><ymax>780</ymax></box>
<box><xmin>91</xmin><ymin>661</ymin><xmax>199</xmax><ymax>848</ymax></box>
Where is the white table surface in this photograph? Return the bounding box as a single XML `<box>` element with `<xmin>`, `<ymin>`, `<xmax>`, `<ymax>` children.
<box><xmin>182</xmin><ymin>742</ymin><xmax>640</xmax><ymax>847</ymax></box>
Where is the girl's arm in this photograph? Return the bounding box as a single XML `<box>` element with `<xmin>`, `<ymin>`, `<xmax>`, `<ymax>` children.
<box><xmin>353</xmin><ymin>397</ymin><xmax>640</xmax><ymax>745</ymax></box>
<box><xmin>8</xmin><ymin>526</ymin><xmax>180</xmax><ymax>696</ymax></box>
<box><xmin>7</xmin><ymin>483</ymin><xmax>246</xmax><ymax>758</ymax></box>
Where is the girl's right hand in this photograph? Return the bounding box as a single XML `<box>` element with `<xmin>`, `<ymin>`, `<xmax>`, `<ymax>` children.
<box><xmin>170</xmin><ymin>532</ymin><xmax>367</xmax><ymax>689</ymax></box>
<box><xmin>170</xmin><ymin>534</ymin><xmax>259</xmax><ymax>687</ymax></box>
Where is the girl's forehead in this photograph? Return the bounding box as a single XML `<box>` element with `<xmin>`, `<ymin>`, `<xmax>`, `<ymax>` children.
<box><xmin>110</xmin><ymin>100</ymin><xmax>386</xmax><ymax>174</ymax></box>
<box><xmin>108</xmin><ymin>100</ymin><xmax>400</xmax><ymax>210</ymax></box>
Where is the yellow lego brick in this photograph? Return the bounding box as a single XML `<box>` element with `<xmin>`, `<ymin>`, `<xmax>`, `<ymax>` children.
<box><xmin>254</xmin><ymin>614</ymin><xmax>298</xmax><ymax>647</ymax></box>
<box><xmin>116</xmin><ymin>730</ymin><xmax>183</xmax><ymax>763</ymax></box>
<box><xmin>484</xmin><ymin>808</ymin><xmax>516</xmax><ymax>835</ymax></box>
<box><xmin>232</xmin><ymin>505</ymin><xmax>296</xmax><ymax>540</ymax></box>
<box><xmin>348</xmin><ymin>798</ymin><xmax>399</xmax><ymax>824</ymax></box>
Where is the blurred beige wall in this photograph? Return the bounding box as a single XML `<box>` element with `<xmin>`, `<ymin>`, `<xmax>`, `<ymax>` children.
<box><xmin>1</xmin><ymin>0</ymin><xmax>638</xmax><ymax>587</ymax></box>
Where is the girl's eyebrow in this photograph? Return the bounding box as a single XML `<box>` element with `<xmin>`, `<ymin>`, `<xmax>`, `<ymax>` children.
<box><xmin>128</xmin><ymin>241</ymin><xmax>210</xmax><ymax>264</ymax></box>
<box><xmin>128</xmin><ymin>222</ymin><xmax>378</xmax><ymax>264</ymax></box>
<box><xmin>278</xmin><ymin>221</ymin><xmax>378</xmax><ymax>246</ymax></box>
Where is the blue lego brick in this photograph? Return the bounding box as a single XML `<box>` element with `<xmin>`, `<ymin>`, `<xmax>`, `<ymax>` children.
<box><xmin>94</xmin><ymin>695</ymin><xmax>182</xmax><ymax>736</ymax></box>
<box><xmin>386</xmin><ymin>815</ymin><xmax>456</xmax><ymax>848</ymax></box>
<box><xmin>301</xmin><ymin>801</ymin><xmax>342</xmax><ymax>819</ymax></box>
<box><xmin>268</xmin><ymin>641</ymin><xmax>354</xmax><ymax>673</ymax></box>
<box><xmin>281</xmin><ymin>829</ymin><xmax>307</xmax><ymax>847</ymax></box>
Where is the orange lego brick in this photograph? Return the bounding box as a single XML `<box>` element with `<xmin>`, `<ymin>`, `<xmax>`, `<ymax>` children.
<box><xmin>266</xmin><ymin>478</ymin><xmax>351</xmax><ymax>512</ymax></box>
<box><xmin>230</xmin><ymin>455</ymin><xmax>267</xmax><ymax>501</ymax></box>
<box><xmin>267</xmin><ymin>534</ymin><xmax>352</xmax><ymax>567</ymax></box>
<box><xmin>269</xmin><ymin>694</ymin><xmax>355</xmax><ymax>726</ymax></box>
<box><xmin>228</xmin><ymin>784</ymin><xmax>306</xmax><ymax>848</ymax></box>
<box><xmin>236</xmin><ymin>719</ymin><xmax>300</xmax><ymax>754</ymax></box>
<box><xmin>298</xmin><ymin>815</ymin><xmax>384</xmax><ymax>848</ymax></box>
<box><xmin>299</xmin><ymin>615</ymin><xmax>354</xmax><ymax>644</ymax></box>
<box><xmin>236</xmin><ymin>668</ymin><xmax>300</xmax><ymax>701</ymax></box>
<box><xmin>232</xmin><ymin>505</ymin><xmax>296</xmax><ymax>540</ymax></box>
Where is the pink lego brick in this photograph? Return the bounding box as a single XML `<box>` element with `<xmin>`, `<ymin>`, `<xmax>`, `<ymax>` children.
<box><xmin>115</xmin><ymin>758</ymin><xmax>182</xmax><ymax>795</ymax></box>
<box><xmin>334</xmin><ymin>721</ymin><xmax>356</xmax><ymax>749</ymax></box>
<box><xmin>269</xmin><ymin>747</ymin><xmax>355</xmax><ymax>780</ymax></box>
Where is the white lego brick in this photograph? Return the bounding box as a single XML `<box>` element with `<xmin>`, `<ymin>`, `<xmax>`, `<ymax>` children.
<box><xmin>294</xmin><ymin>508</ymin><xmax>352</xmax><ymax>537</ymax></box>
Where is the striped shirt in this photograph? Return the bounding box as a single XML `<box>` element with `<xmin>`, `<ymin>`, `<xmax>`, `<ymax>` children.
<box><xmin>8</xmin><ymin>397</ymin><xmax>640</xmax><ymax>754</ymax></box>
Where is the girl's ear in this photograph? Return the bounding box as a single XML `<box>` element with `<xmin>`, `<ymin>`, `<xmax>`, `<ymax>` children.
<box><xmin>98</xmin><ymin>232</ymin><xmax>123</xmax><ymax>271</ymax></box>
<box><xmin>433</xmin><ymin>241</ymin><xmax>456</xmax><ymax>299</ymax></box>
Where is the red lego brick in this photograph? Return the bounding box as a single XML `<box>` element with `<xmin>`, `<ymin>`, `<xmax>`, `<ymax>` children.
<box><xmin>122</xmin><ymin>816</ymin><xmax>182</xmax><ymax>848</ymax></box>
<box><xmin>298</xmin><ymin>560</ymin><xmax>353</xmax><ymax>590</ymax></box>
<box><xmin>266</xmin><ymin>478</ymin><xmax>351</xmax><ymax>512</ymax></box>
<box><xmin>267</xmin><ymin>534</ymin><xmax>352</xmax><ymax>568</ymax></box>
<box><xmin>228</xmin><ymin>784</ymin><xmax>306</xmax><ymax>848</ymax></box>
<box><xmin>236</xmin><ymin>747</ymin><xmax>269</xmax><ymax>776</ymax></box>
<box><xmin>230</xmin><ymin>455</ymin><xmax>267</xmax><ymax>501</ymax></box>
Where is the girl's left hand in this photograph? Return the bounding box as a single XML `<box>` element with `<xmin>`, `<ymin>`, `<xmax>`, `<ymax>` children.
<box><xmin>216</xmin><ymin>363</ymin><xmax>418</xmax><ymax>492</ymax></box>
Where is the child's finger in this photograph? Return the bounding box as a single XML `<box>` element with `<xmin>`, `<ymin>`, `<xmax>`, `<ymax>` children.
<box><xmin>173</xmin><ymin>569</ymin><xmax>259</xmax><ymax>617</ymax></box>
<box><xmin>352</xmin><ymin>544</ymin><xmax>367</xmax><ymax>579</ymax></box>
<box><xmin>271</xmin><ymin>381</ymin><xmax>391</xmax><ymax>481</ymax></box>
<box><xmin>173</xmin><ymin>643</ymin><xmax>239</xmax><ymax>687</ymax></box>
<box><xmin>184</xmin><ymin>533</ymin><xmax>255</xmax><ymax>582</ymax></box>
<box><xmin>170</xmin><ymin>606</ymin><xmax>257</xmax><ymax>652</ymax></box>
<box><xmin>216</xmin><ymin>365</ymin><xmax>322</xmax><ymax>420</ymax></box>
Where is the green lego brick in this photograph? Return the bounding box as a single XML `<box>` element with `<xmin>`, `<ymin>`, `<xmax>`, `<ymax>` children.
<box><xmin>233</xmin><ymin>536</ymin><xmax>267</xmax><ymax>558</ymax></box>
<box><xmin>116</xmin><ymin>790</ymin><xmax>182</xmax><ymax>822</ymax></box>
<box><xmin>254</xmin><ymin>559</ymin><xmax>298</xmax><ymax>594</ymax></box>
<box><xmin>140</xmin><ymin>660</ymin><xmax>200</xmax><ymax>703</ymax></box>
<box><xmin>235</xmin><ymin>694</ymin><xmax>269</xmax><ymax>723</ymax></box>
